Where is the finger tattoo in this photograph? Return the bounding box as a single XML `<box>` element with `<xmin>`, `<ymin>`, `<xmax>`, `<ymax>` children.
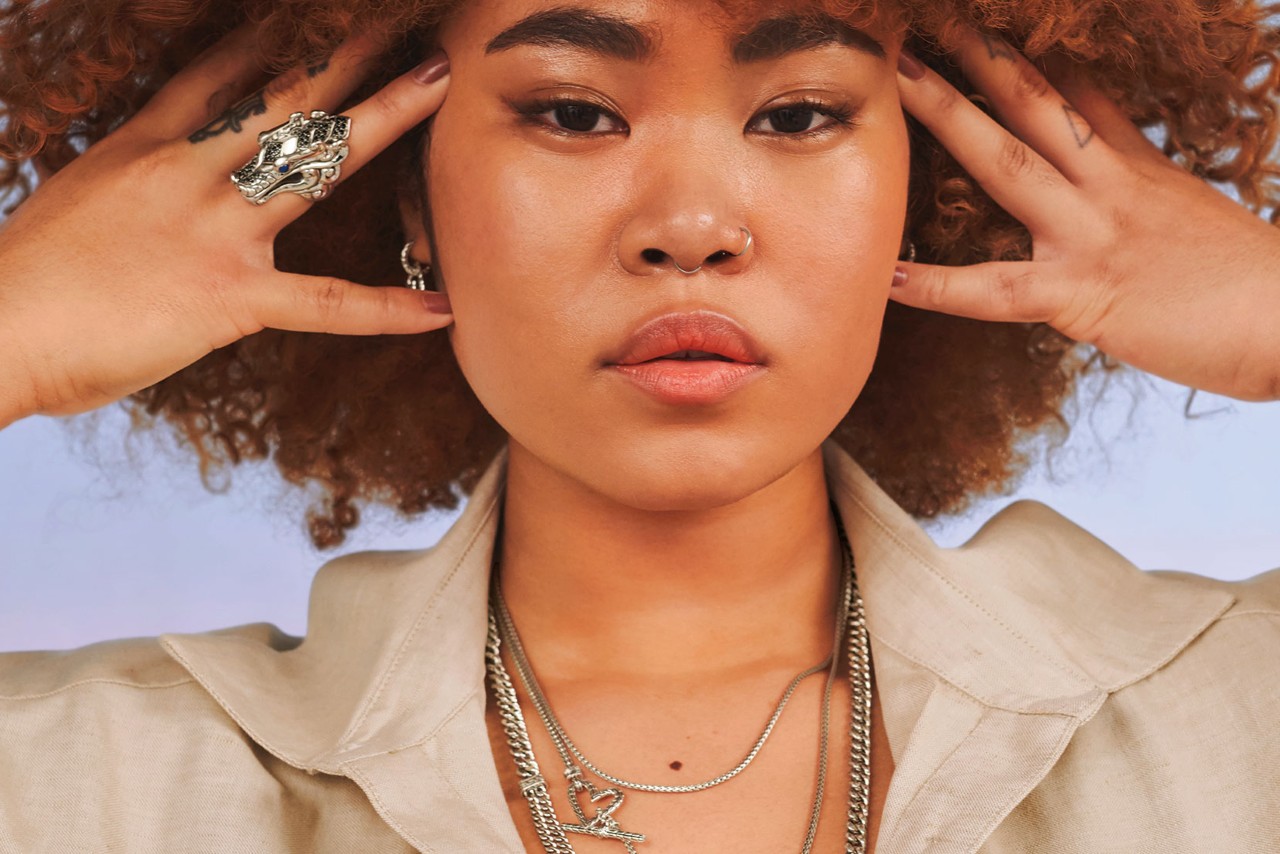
<box><xmin>981</xmin><ymin>33</ymin><xmax>1018</xmax><ymax>62</ymax></box>
<box><xmin>188</xmin><ymin>89</ymin><xmax>268</xmax><ymax>144</ymax></box>
<box><xmin>1063</xmin><ymin>104</ymin><xmax>1096</xmax><ymax>148</ymax></box>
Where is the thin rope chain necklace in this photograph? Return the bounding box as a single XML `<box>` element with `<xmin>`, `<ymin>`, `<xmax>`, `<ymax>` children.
<box><xmin>494</xmin><ymin>583</ymin><xmax>834</xmax><ymax>795</ymax></box>
<box><xmin>484</xmin><ymin>504</ymin><xmax>872</xmax><ymax>853</ymax></box>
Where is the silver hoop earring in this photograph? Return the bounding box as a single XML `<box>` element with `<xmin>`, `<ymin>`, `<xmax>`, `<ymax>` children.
<box><xmin>401</xmin><ymin>241</ymin><xmax>432</xmax><ymax>290</ymax></box>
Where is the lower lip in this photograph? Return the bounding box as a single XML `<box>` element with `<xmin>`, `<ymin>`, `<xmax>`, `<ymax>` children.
<box><xmin>606</xmin><ymin>360</ymin><xmax>764</xmax><ymax>405</ymax></box>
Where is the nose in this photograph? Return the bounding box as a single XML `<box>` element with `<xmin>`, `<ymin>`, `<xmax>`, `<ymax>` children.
<box><xmin>618</xmin><ymin>169</ymin><xmax>754</xmax><ymax>277</ymax></box>
<box><xmin>628</xmin><ymin>221</ymin><xmax>753</xmax><ymax>276</ymax></box>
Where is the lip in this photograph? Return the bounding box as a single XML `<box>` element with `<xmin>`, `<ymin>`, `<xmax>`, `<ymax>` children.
<box><xmin>605</xmin><ymin>310</ymin><xmax>766</xmax><ymax>366</ymax></box>
<box><xmin>603</xmin><ymin>310</ymin><xmax>767</xmax><ymax>406</ymax></box>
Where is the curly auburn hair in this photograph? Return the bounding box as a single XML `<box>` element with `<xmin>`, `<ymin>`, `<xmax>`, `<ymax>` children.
<box><xmin>2</xmin><ymin>0</ymin><xmax>1277</xmax><ymax>548</ymax></box>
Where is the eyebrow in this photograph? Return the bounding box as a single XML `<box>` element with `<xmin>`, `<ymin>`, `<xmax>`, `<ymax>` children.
<box><xmin>483</xmin><ymin>7</ymin><xmax>886</xmax><ymax>64</ymax></box>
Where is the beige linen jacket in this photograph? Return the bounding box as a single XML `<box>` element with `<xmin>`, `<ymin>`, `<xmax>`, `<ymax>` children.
<box><xmin>2</xmin><ymin>441</ymin><xmax>1278</xmax><ymax>853</ymax></box>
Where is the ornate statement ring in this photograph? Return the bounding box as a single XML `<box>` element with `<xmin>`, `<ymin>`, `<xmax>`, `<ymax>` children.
<box><xmin>231</xmin><ymin>110</ymin><xmax>352</xmax><ymax>206</ymax></box>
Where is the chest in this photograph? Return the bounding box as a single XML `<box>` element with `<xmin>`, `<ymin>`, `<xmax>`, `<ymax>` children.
<box><xmin>483</xmin><ymin>670</ymin><xmax>894</xmax><ymax>853</ymax></box>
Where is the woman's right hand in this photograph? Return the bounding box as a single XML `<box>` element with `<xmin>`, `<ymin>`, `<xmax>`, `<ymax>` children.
<box><xmin>0</xmin><ymin>23</ymin><xmax>453</xmax><ymax>428</ymax></box>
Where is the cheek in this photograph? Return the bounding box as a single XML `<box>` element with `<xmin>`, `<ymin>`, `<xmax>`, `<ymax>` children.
<box><xmin>428</xmin><ymin>117</ymin><xmax>555</xmax><ymax>374</ymax></box>
<box><xmin>759</xmin><ymin>135</ymin><xmax>909</xmax><ymax>411</ymax></box>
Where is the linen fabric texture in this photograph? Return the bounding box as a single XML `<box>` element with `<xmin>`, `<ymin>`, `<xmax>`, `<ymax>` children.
<box><xmin>1</xmin><ymin>441</ymin><xmax>1277</xmax><ymax>853</ymax></box>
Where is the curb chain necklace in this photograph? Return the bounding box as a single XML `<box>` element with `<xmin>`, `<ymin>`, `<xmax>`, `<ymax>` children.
<box><xmin>484</xmin><ymin>505</ymin><xmax>872</xmax><ymax>853</ymax></box>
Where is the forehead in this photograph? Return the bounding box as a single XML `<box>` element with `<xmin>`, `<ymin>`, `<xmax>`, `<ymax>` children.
<box><xmin>440</xmin><ymin>0</ymin><xmax>893</xmax><ymax>61</ymax></box>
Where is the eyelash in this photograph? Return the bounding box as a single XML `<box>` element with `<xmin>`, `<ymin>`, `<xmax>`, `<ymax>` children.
<box><xmin>512</xmin><ymin>95</ymin><xmax>859</xmax><ymax>140</ymax></box>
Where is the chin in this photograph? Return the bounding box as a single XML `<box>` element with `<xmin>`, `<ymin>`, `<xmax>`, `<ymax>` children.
<box><xmin>541</xmin><ymin>427</ymin><xmax>825</xmax><ymax>513</ymax></box>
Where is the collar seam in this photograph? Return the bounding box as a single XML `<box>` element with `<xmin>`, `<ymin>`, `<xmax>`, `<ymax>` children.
<box><xmin>834</xmin><ymin>479</ymin><xmax>1096</xmax><ymax>692</ymax></box>
<box><xmin>334</xmin><ymin>486</ymin><xmax>502</xmax><ymax>751</ymax></box>
<box><xmin>1218</xmin><ymin>608</ymin><xmax>1280</xmax><ymax>621</ymax></box>
<box><xmin>160</xmin><ymin>635</ymin><xmax>309</xmax><ymax>771</ymax></box>
<box><xmin>340</xmin><ymin>760</ymin><xmax>440</xmax><ymax>854</ymax></box>
<box><xmin>871</xmin><ymin>626</ymin><xmax>1101</xmax><ymax>717</ymax></box>
<box><xmin>334</xmin><ymin>683</ymin><xmax>484</xmax><ymax>766</ymax></box>
<box><xmin>0</xmin><ymin>675</ymin><xmax>195</xmax><ymax>701</ymax></box>
<box><xmin>1099</xmin><ymin>594</ymin><xmax>1238</xmax><ymax>693</ymax></box>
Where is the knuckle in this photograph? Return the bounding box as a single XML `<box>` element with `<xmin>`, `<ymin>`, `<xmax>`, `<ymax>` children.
<box><xmin>311</xmin><ymin>278</ymin><xmax>348</xmax><ymax>329</ymax></box>
<box><xmin>262</xmin><ymin>69</ymin><xmax>312</xmax><ymax>109</ymax></box>
<box><xmin>126</xmin><ymin>142</ymin><xmax>181</xmax><ymax>181</ymax></box>
<box><xmin>1012</xmin><ymin>60</ymin><xmax>1053</xmax><ymax>101</ymax></box>
<box><xmin>1105</xmin><ymin>205</ymin><xmax>1133</xmax><ymax>241</ymax></box>
<box><xmin>997</xmin><ymin>135</ymin><xmax>1038</xmax><ymax>180</ymax></box>
<box><xmin>934</xmin><ymin>83</ymin><xmax>965</xmax><ymax>117</ymax></box>
<box><xmin>1060</xmin><ymin>265</ymin><xmax>1118</xmax><ymax>343</ymax></box>
<box><xmin>991</xmin><ymin>270</ymin><xmax>1038</xmax><ymax>314</ymax></box>
<box><xmin>368</xmin><ymin>85</ymin><xmax>406</xmax><ymax>123</ymax></box>
<box><xmin>920</xmin><ymin>271</ymin><xmax>952</xmax><ymax>310</ymax></box>
<box><xmin>206</xmin><ymin>272</ymin><xmax>261</xmax><ymax>340</ymax></box>
<box><xmin>1263</xmin><ymin>372</ymin><xmax>1280</xmax><ymax>403</ymax></box>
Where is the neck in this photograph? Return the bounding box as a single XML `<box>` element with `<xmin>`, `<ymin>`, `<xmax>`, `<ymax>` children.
<box><xmin>497</xmin><ymin>440</ymin><xmax>842</xmax><ymax>684</ymax></box>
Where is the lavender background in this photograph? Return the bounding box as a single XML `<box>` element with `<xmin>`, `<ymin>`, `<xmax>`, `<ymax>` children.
<box><xmin>2</xmin><ymin>372</ymin><xmax>1278</xmax><ymax>653</ymax></box>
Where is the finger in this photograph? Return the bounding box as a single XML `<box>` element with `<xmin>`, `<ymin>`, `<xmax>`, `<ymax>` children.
<box><xmin>951</xmin><ymin>29</ymin><xmax>1119</xmax><ymax>185</ymax></box>
<box><xmin>249</xmin><ymin>272</ymin><xmax>454</xmax><ymax>336</ymax></box>
<box><xmin>1040</xmin><ymin>54</ymin><xmax>1170</xmax><ymax>168</ymax></box>
<box><xmin>126</xmin><ymin>20</ymin><xmax>267</xmax><ymax>140</ymax></box>
<box><xmin>890</xmin><ymin>260</ymin><xmax>1067</xmax><ymax>324</ymax></box>
<box><xmin>252</xmin><ymin>52</ymin><xmax>450</xmax><ymax>231</ymax></box>
<box><xmin>897</xmin><ymin>53</ymin><xmax>1079</xmax><ymax>235</ymax></box>
<box><xmin>188</xmin><ymin>30</ymin><xmax>390</xmax><ymax>164</ymax></box>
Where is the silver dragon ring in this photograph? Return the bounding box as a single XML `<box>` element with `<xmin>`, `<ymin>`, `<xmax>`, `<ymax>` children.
<box><xmin>231</xmin><ymin>110</ymin><xmax>352</xmax><ymax>206</ymax></box>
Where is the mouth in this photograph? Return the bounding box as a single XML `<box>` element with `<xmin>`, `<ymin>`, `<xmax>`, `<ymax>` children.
<box><xmin>640</xmin><ymin>350</ymin><xmax>738</xmax><ymax>363</ymax></box>
<box><xmin>603</xmin><ymin>310</ymin><xmax>767</xmax><ymax>405</ymax></box>
<box><xmin>605</xmin><ymin>310</ymin><xmax>766</xmax><ymax>367</ymax></box>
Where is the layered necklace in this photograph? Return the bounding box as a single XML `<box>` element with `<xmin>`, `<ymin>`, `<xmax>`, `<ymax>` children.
<box><xmin>484</xmin><ymin>504</ymin><xmax>871</xmax><ymax>853</ymax></box>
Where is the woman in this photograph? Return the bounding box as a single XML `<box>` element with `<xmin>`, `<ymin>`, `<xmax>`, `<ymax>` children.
<box><xmin>0</xmin><ymin>0</ymin><xmax>1276</xmax><ymax>851</ymax></box>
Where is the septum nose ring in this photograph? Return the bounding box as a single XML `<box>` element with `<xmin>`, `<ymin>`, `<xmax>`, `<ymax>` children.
<box><xmin>673</xmin><ymin>227</ymin><xmax>753</xmax><ymax>275</ymax></box>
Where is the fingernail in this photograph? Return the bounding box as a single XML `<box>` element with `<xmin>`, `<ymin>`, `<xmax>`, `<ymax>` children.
<box><xmin>897</xmin><ymin>50</ymin><xmax>927</xmax><ymax>81</ymax></box>
<box><xmin>892</xmin><ymin>267</ymin><xmax>909</xmax><ymax>287</ymax></box>
<box><xmin>413</xmin><ymin>50</ymin><xmax>450</xmax><ymax>85</ymax></box>
<box><xmin>421</xmin><ymin>291</ymin><xmax>452</xmax><ymax>313</ymax></box>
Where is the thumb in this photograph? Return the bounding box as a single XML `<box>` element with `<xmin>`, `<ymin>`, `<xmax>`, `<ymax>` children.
<box><xmin>250</xmin><ymin>272</ymin><xmax>454</xmax><ymax>336</ymax></box>
<box><xmin>890</xmin><ymin>260</ymin><xmax>1058</xmax><ymax>323</ymax></box>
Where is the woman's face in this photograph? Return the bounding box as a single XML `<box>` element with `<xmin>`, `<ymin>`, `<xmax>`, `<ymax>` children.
<box><xmin>423</xmin><ymin>0</ymin><xmax>908</xmax><ymax>509</ymax></box>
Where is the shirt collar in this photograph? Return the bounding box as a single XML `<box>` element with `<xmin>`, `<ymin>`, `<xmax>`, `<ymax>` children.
<box><xmin>160</xmin><ymin>440</ymin><xmax>1233</xmax><ymax>850</ymax></box>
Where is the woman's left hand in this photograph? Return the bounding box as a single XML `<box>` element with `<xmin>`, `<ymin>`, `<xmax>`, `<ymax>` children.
<box><xmin>892</xmin><ymin>28</ymin><xmax>1280</xmax><ymax>402</ymax></box>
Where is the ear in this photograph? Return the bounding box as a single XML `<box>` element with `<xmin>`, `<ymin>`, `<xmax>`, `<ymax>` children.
<box><xmin>396</xmin><ymin>189</ymin><xmax>433</xmax><ymax>268</ymax></box>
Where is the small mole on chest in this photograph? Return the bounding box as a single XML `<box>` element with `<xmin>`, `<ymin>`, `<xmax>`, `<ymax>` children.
<box><xmin>669</xmin><ymin>761</ymin><xmax>683</xmax><ymax>770</ymax></box>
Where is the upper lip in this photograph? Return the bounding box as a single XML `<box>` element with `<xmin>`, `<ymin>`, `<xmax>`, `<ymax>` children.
<box><xmin>605</xmin><ymin>310</ymin><xmax>766</xmax><ymax>366</ymax></box>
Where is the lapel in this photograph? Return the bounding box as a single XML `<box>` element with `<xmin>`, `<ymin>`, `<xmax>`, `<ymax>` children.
<box><xmin>161</xmin><ymin>446</ymin><xmax>526</xmax><ymax>852</ymax></box>
<box><xmin>159</xmin><ymin>441</ymin><xmax>1235</xmax><ymax>854</ymax></box>
<box><xmin>822</xmin><ymin>442</ymin><xmax>1236</xmax><ymax>852</ymax></box>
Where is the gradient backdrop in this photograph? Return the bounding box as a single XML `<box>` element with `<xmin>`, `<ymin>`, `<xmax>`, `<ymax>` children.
<box><xmin>2</xmin><ymin>370</ymin><xmax>1278</xmax><ymax>652</ymax></box>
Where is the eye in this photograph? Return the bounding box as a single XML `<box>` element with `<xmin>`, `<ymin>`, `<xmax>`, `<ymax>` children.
<box><xmin>508</xmin><ymin>94</ymin><xmax>858</xmax><ymax>139</ymax></box>
<box><xmin>747</xmin><ymin>98</ymin><xmax>859</xmax><ymax>137</ymax></box>
<box><xmin>513</xmin><ymin>97</ymin><xmax>627</xmax><ymax>136</ymax></box>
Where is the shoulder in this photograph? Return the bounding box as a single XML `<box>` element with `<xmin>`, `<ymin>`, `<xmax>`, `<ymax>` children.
<box><xmin>968</xmin><ymin>496</ymin><xmax>1278</xmax><ymax>613</ymax></box>
<box><xmin>0</xmin><ymin>622</ymin><xmax>301</xmax><ymax>757</ymax></box>
<box><xmin>998</xmin><ymin>498</ymin><xmax>1280</xmax><ymax>685</ymax></box>
<box><xmin>998</xmin><ymin>496</ymin><xmax>1280</xmax><ymax>622</ymax></box>
<box><xmin>954</xmin><ymin>498</ymin><xmax>1276</xmax><ymax>687</ymax></box>
<box><xmin>0</xmin><ymin>621</ymin><xmax>300</xmax><ymax>700</ymax></box>
<box><xmin>0</xmin><ymin>623</ymin><xmax>302</xmax><ymax>794</ymax></box>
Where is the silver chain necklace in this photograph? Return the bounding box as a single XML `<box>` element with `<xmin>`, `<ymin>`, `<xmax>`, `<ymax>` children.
<box><xmin>484</xmin><ymin>507</ymin><xmax>872</xmax><ymax>853</ymax></box>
